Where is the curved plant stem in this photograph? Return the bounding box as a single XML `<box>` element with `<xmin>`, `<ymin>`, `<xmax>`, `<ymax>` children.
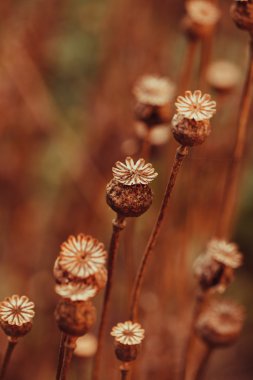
<box><xmin>194</xmin><ymin>345</ymin><xmax>212</xmax><ymax>380</ymax></box>
<box><xmin>92</xmin><ymin>213</ymin><xmax>126</xmax><ymax>380</ymax></box>
<box><xmin>0</xmin><ymin>339</ymin><xmax>17</xmax><ymax>380</ymax></box>
<box><xmin>179</xmin><ymin>291</ymin><xmax>206</xmax><ymax>380</ymax></box>
<box><xmin>58</xmin><ymin>335</ymin><xmax>77</xmax><ymax>380</ymax></box>
<box><xmin>130</xmin><ymin>145</ymin><xmax>189</xmax><ymax>320</ymax></box>
<box><xmin>56</xmin><ymin>333</ymin><xmax>67</xmax><ymax>380</ymax></box>
<box><xmin>179</xmin><ymin>38</ymin><xmax>198</xmax><ymax>93</ymax></box>
<box><xmin>217</xmin><ymin>35</ymin><xmax>253</xmax><ymax>238</ymax></box>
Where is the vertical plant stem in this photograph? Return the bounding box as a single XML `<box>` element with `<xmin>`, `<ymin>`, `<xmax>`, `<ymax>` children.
<box><xmin>92</xmin><ymin>213</ymin><xmax>126</xmax><ymax>380</ymax></box>
<box><xmin>59</xmin><ymin>336</ymin><xmax>77</xmax><ymax>380</ymax></box>
<box><xmin>217</xmin><ymin>36</ymin><xmax>253</xmax><ymax>238</ymax></box>
<box><xmin>120</xmin><ymin>363</ymin><xmax>130</xmax><ymax>380</ymax></box>
<box><xmin>56</xmin><ymin>333</ymin><xmax>67</xmax><ymax>380</ymax></box>
<box><xmin>130</xmin><ymin>145</ymin><xmax>189</xmax><ymax>320</ymax></box>
<box><xmin>141</xmin><ymin>129</ymin><xmax>151</xmax><ymax>160</ymax></box>
<box><xmin>194</xmin><ymin>345</ymin><xmax>212</xmax><ymax>380</ymax></box>
<box><xmin>179</xmin><ymin>38</ymin><xmax>198</xmax><ymax>93</ymax></box>
<box><xmin>0</xmin><ymin>339</ymin><xmax>17</xmax><ymax>380</ymax></box>
<box><xmin>179</xmin><ymin>291</ymin><xmax>206</xmax><ymax>380</ymax></box>
<box><xmin>198</xmin><ymin>35</ymin><xmax>213</xmax><ymax>90</ymax></box>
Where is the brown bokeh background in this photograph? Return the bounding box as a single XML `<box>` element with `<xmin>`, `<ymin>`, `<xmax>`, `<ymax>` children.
<box><xmin>0</xmin><ymin>0</ymin><xmax>252</xmax><ymax>379</ymax></box>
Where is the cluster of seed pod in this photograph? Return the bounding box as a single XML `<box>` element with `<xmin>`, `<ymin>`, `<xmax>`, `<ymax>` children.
<box><xmin>194</xmin><ymin>239</ymin><xmax>245</xmax><ymax>348</ymax></box>
<box><xmin>53</xmin><ymin>234</ymin><xmax>107</xmax><ymax>337</ymax></box>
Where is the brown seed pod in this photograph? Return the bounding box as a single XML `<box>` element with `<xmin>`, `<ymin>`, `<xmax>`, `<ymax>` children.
<box><xmin>230</xmin><ymin>0</ymin><xmax>253</xmax><ymax>31</ymax></box>
<box><xmin>0</xmin><ymin>321</ymin><xmax>32</xmax><ymax>339</ymax></box>
<box><xmin>196</xmin><ymin>300</ymin><xmax>245</xmax><ymax>347</ymax></box>
<box><xmin>194</xmin><ymin>254</ymin><xmax>235</xmax><ymax>293</ymax></box>
<box><xmin>134</xmin><ymin>103</ymin><xmax>171</xmax><ymax>127</ymax></box>
<box><xmin>115</xmin><ymin>342</ymin><xmax>139</xmax><ymax>362</ymax></box>
<box><xmin>55</xmin><ymin>299</ymin><xmax>96</xmax><ymax>337</ymax></box>
<box><xmin>106</xmin><ymin>179</ymin><xmax>153</xmax><ymax>217</ymax></box>
<box><xmin>133</xmin><ymin>75</ymin><xmax>174</xmax><ymax>126</ymax></box>
<box><xmin>172</xmin><ymin>114</ymin><xmax>211</xmax><ymax>146</ymax></box>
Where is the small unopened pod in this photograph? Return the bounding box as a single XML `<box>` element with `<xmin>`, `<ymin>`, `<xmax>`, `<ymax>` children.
<box><xmin>111</xmin><ymin>320</ymin><xmax>145</xmax><ymax>363</ymax></box>
<box><xmin>106</xmin><ymin>157</ymin><xmax>158</xmax><ymax>217</ymax></box>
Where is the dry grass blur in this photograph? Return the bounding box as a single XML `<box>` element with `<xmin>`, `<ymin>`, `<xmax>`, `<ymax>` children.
<box><xmin>0</xmin><ymin>0</ymin><xmax>252</xmax><ymax>379</ymax></box>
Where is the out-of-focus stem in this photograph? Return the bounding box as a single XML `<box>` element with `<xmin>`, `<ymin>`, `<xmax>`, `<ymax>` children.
<box><xmin>0</xmin><ymin>339</ymin><xmax>17</xmax><ymax>380</ymax></box>
<box><xmin>194</xmin><ymin>345</ymin><xmax>212</xmax><ymax>380</ymax></box>
<box><xmin>179</xmin><ymin>291</ymin><xmax>206</xmax><ymax>380</ymax></box>
<box><xmin>217</xmin><ymin>36</ymin><xmax>253</xmax><ymax>238</ymax></box>
<box><xmin>179</xmin><ymin>38</ymin><xmax>198</xmax><ymax>92</ymax></box>
<box><xmin>59</xmin><ymin>336</ymin><xmax>77</xmax><ymax>380</ymax></box>
<box><xmin>120</xmin><ymin>363</ymin><xmax>130</xmax><ymax>380</ymax></box>
<box><xmin>92</xmin><ymin>213</ymin><xmax>126</xmax><ymax>380</ymax></box>
<box><xmin>130</xmin><ymin>145</ymin><xmax>189</xmax><ymax>320</ymax></box>
<box><xmin>56</xmin><ymin>333</ymin><xmax>67</xmax><ymax>380</ymax></box>
<box><xmin>199</xmin><ymin>35</ymin><xmax>213</xmax><ymax>90</ymax></box>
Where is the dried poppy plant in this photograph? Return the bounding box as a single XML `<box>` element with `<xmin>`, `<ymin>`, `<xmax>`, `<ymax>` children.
<box><xmin>180</xmin><ymin>239</ymin><xmax>243</xmax><ymax>380</ymax></box>
<box><xmin>133</xmin><ymin>75</ymin><xmax>175</xmax><ymax>157</ymax></box>
<box><xmin>180</xmin><ymin>1</ymin><xmax>220</xmax><ymax>90</ymax></box>
<box><xmin>194</xmin><ymin>300</ymin><xmax>245</xmax><ymax>380</ymax></box>
<box><xmin>93</xmin><ymin>157</ymin><xmax>157</xmax><ymax>380</ymax></box>
<box><xmin>0</xmin><ymin>295</ymin><xmax>35</xmax><ymax>379</ymax></box>
<box><xmin>130</xmin><ymin>90</ymin><xmax>216</xmax><ymax>321</ymax></box>
<box><xmin>111</xmin><ymin>320</ymin><xmax>145</xmax><ymax>380</ymax></box>
<box><xmin>218</xmin><ymin>0</ymin><xmax>253</xmax><ymax>237</ymax></box>
<box><xmin>54</xmin><ymin>234</ymin><xmax>107</xmax><ymax>380</ymax></box>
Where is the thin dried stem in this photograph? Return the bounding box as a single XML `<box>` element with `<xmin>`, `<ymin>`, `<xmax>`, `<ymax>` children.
<box><xmin>179</xmin><ymin>291</ymin><xmax>206</xmax><ymax>380</ymax></box>
<box><xmin>120</xmin><ymin>363</ymin><xmax>130</xmax><ymax>380</ymax></box>
<box><xmin>130</xmin><ymin>145</ymin><xmax>189</xmax><ymax>320</ymax></box>
<box><xmin>194</xmin><ymin>345</ymin><xmax>212</xmax><ymax>380</ymax></box>
<box><xmin>56</xmin><ymin>333</ymin><xmax>67</xmax><ymax>380</ymax></box>
<box><xmin>92</xmin><ymin>213</ymin><xmax>126</xmax><ymax>380</ymax></box>
<box><xmin>141</xmin><ymin>129</ymin><xmax>151</xmax><ymax>160</ymax></box>
<box><xmin>179</xmin><ymin>38</ymin><xmax>198</xmax><ymax>92</ymax></box>
<box><xmin>198</xmin><ymin>35</ymin><xmax>213</xmax><ymax>90</ymax></box>
<box><xmin>0</xmin><ymin>339</ymin><xmax>17</xmax><ymax>380</ymax></box>
<box><xmin>217</xmin><ymin>35</ymin><xmax>253</xmax><ymax>238</ymax></box>
<box><xmin>58</xmin><ymin>336</ymin><xmax>77</xmax><ymax>380</ymax></box>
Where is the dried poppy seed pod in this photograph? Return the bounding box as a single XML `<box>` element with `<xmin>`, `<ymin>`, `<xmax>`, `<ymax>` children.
<box><xmin>133</xmin><ymin>75</ymin><xmax>175</xmax><ymax>126</ymax></box>
<box><xmin>55</xmin><ymin>299</ymin><xmax>96</xmax><ymax>337</ymax></box>
<box><xmin>0</xmin><ymin>295</ymin><xmax>35</xmax><ymax>339</ymax></box>
<box><xmin>194</xmin><ymin>254</ymin><xmax>225</xmax><ymax>292</ymax></box>
<box><xmin>182</xmin><ymin>1</ymin><xmax>221</xmax><ymax>39</ymax></box>
<box><xmin>106</xmin><ymin>157</ymin><xmax>158</xmax><ymax>218</ymax></box>
<box><xmin>206</xmin><ymin>61</ymin><xmax>241</xmax><ymax>93</ymax></box>
<box><xmin>194</xmin><ymin>239</ymin><xmax>243</xmax><ymax>293</ymax></box>
<box><xmin>196</xmin><ymin>300</ymin><xmax>245</xmax><ymax>347</ymax></box>
<box><xmin>172</xmin><ymin>90</ymin><xmax>216</xmax><ymax>146</ymax></box>
<box><xmin>111</xmin><ymin>321</ymin><xmax>145</xmax><ymax>363</ymax></box>
<box><xmin>231</xmin><ymin>0</ymin><xmax>253</xmax><ymax>32</ymax></box>
<box><xmin>59</xmin><ymin>234</ymin><xmax>107</xmax><ymax>281</ymax></box>
<box><xmin>115</xmin><ymin>343</ymin><xmax>139</xmax><ymax>362</ymax></box>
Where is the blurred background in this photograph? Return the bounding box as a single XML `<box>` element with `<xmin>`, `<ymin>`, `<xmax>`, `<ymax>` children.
<box><xmin>0</xmin><ymin>0</ymin><xmax>252</xmax><ymax>379</ymax></box>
